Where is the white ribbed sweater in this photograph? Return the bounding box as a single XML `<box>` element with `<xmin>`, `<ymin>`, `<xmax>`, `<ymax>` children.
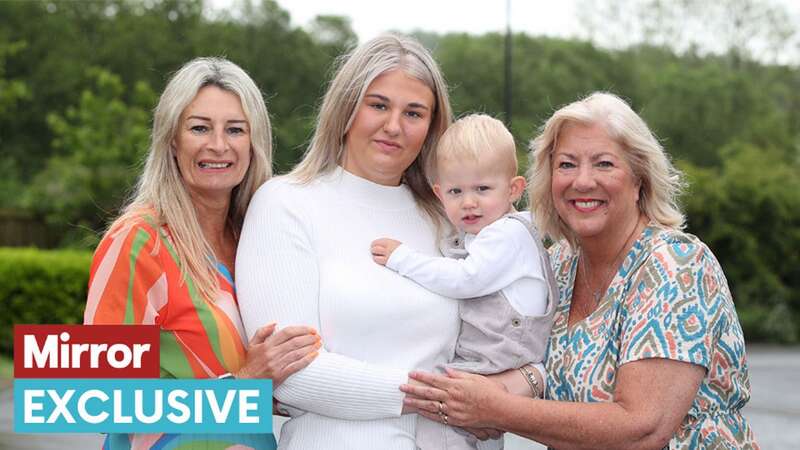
<box><xmin>236</xmin><ymin>167</ymin><xmax>460</xmax><ymax>450</ymax></box>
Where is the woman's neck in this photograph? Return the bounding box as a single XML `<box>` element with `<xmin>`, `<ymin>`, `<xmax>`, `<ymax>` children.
<box><xmin>190</xmin><ymin>192</ymin><xmax>234</xmax><ymax>265</ymax></box>
<box><xmin>579</xmin><ymin>214</ymin><xmax>646</xmax><ymax>269</ymax></box>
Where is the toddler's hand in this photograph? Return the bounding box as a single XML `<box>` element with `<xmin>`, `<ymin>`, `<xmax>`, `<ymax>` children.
<box><xmin>371</xmin><ymin>238</ymin><xmax>402</xmax><ymax>265</ymax></box>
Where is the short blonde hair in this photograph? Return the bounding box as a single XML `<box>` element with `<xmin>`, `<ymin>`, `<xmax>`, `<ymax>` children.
<box><xmin>434</xmin><ymin>114</ymin><xmax>517</xmax><ymax>179</ymax></box>
<box><xmin>290</xmin><ymin>33</ymin><xmax>452</xmax><ymax>226</ymax></box>
<box><xmin>528</xmin><ymin>92</ymin><xmax>685</xmax><ymax>247</ymax></box>
<box><xmin>115</xmin><ymin>57</ymin><xmax>272</xmax><ymax>302</ymax></box>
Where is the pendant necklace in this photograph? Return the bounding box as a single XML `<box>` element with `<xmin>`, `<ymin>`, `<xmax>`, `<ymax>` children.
<box><xmin>579</xmin><ymin>220</ymin><xmax>642</xmax><ymax>306</ymax></box>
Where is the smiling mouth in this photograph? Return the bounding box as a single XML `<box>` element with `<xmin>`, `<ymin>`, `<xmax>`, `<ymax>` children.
<box><xmin>462</xmin><ymin>214</ymin><xmax>482</xmax><ymax>223</ymax></box>
<box><xmin>571</xmin><ymin>199</ymin><xmax>605</xmax><ymax>211</ymax></box>
<box><xmin>198</xmin><ymin>162</ymin><xmax>233</xmax><ymax>169</ymax></box>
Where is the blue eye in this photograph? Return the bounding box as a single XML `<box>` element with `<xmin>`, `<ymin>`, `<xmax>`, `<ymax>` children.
<box><xmin>597</xmin><ymin>160</ymin><xmax>614</xmax><ymax>168</ymax></box>
<box><xmin>558</xmin><ymin>161</ymin><xmax>575</xmax><ymax>169</ymax></box>
<box><xmin>477</xmin><ymin>185</ymin><xmax>491</xmax><ymax>192</ymax></box>
<box><xmin>190</xmin><ymin>125</ymin><xmax>209</xmax><ymax>134</ymax></box>
<box><xmin>406</xmin><ymin>110</ymin><xmax>422</xmax><ymax>119</ymax></box>
<box><xmin>227</xmin><ymin>127</ymin><xmax>246</xmax><ymax>135</ymax></box>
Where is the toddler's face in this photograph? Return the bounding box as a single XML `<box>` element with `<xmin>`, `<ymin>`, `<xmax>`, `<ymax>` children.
<box><xmin>434</xmin><ymin>154</ymin><xmax>523</xmax><ymax>235</ymax></box>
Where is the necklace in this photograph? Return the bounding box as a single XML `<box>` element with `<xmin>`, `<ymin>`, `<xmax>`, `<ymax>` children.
<box><xmin>579</xmin><ymin>219</ymin><xmax>642</xmax><ymax>305</ymax></box>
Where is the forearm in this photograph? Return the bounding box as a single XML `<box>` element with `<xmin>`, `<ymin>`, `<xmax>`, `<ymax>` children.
<box><xmin>387</xmin><ymin>244</ymin><xmax>511</xmax><ymax>299</ymax></box>
<box><xmin>488</xmin><ymin>394</ymin><xmax>662</xmax><ymax>450</ymax></box>
<box><xmin>487</xmin><ymin>365</ymin><xmax>543</xmax><ymax>398</ymax></box>
<box><xmin>275</xmin><ymin>351</ymin><xmax>407</xmax><ymax>420</ymax></box>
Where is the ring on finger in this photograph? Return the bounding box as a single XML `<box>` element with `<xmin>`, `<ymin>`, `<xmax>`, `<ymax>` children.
<box><xmin>442</xmin><ymin>413</ymin><xmax>448</xmax><ymax>425</ymax></box>
<box><xmin>437</xmin><ymin>401</ymin><xmax>444</xmax><ymax>414</ymax></box>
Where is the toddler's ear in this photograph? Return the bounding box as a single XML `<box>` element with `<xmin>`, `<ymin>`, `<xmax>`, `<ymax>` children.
<box><xmin>509</xmin><ymin>176</ymin><xmax>526</xmax><ymax>202</ymax></box>
<box><xmin>432</xmin><ymin>183</ymin><xmax>444</xmax><ymax>202</ymax></box>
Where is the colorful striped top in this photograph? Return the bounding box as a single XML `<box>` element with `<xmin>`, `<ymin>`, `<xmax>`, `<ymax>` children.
<box><xmin>84</xmin><ymin>213</ymin><xmax>276</xmax><ymax>450</ymax></box>
<box><xmin>84</xmin><ymin>214</ymin><xmax>247</xmax><ymax>378</ymax></box>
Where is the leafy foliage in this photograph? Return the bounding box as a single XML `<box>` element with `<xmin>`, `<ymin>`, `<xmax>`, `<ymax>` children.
<box><xmin>0</xmin><ymin>248</ymin><xmax>92</xmax><ymax>356</ymax></box>
<box><xmin>26</xmin><ymin>69</ymin><xmax>156</xmax><ymax>247</ymax></box>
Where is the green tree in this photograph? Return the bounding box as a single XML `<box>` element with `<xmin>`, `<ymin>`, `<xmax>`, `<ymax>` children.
<box><xmin>0</xmin><ymin>38</ymin><xmax>30</xmax><ymax>209</ymax></box>
<box><xmin>27</xmin><ymin>68</ymin><xmax>156</xmax><ymax>246</ymax></box>
<box><xmin>682</xmin><ymin>144</ymin><xmax>800</xmax><ymax>342</ymax></box>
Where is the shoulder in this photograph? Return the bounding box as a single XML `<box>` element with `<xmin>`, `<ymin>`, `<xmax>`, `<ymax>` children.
<box><xmin>480</xmin><ymin>212</ymin><xmax>537</xmax><ymax>243</ymax></box>
<box><xmin>252</xmin><ymin>175</ymin><xmax>331</xmax><ymax>207</ymax></box>
<box><xmin>90</xmin><ymin>211</ymin><xmax>165</xmax><ymax>280</ymax></box>
<box><xmin>548</xmin><ymin>239</ymin><xmax>577</xmax><ymax>267</ymax></box>
<box><xmin>100</xmin><ymin>211</ymin><xmax>162</xmax><ymax>252</ymax></box>
<box><xmin>643</xmin><ymin>226</ymin><xmax>719</xmax><ymax>275</ymax></box>
<box><xmin>628</xmin><ymin>226</ymin><xmax>731</xmax><ymax>315</ymax></box>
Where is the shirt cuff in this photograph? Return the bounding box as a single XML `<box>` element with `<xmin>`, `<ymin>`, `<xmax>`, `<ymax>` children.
<box><xmin>385</xmin><ymin>243</ymin><xmax>412</xmax><ymax>272</ymax></box>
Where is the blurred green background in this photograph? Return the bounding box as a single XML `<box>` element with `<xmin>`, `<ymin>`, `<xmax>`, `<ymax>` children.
<box><xmin>0</xmin><ymin>0</ymin><xmax>798</xmax><ymax>347</ymax></box>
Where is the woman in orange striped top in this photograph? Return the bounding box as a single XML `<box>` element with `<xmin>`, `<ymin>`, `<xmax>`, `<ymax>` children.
<box><xmin>84</xmin><ymin>57</ymin><xmax>320</xmax><ymax>450</ymax></box>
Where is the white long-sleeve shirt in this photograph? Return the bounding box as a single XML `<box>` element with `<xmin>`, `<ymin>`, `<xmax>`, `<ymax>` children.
<box><xmin>386</xmin><ymin>212</ymin><xmax>548</xmax><ymax>316</ymax></box>
<box><xmin>236</xmin><ymin>166</ymin><xmax>459</xmax><ymax>450</ymax></box>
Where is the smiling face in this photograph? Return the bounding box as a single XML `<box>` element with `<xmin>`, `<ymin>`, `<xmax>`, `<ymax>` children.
<box><xmin>434</xmin><ymin>153</ymin><xmax>525</xmax><ymax>235</ymax></box>
<box><xmin>551</xmin><ymin>122</ymin><xmax>642</xmax><ymax>242</ymax></box>
<box><xmin>173</xmin><ymin>85</ymin><xmax>251</xmax><ymax>204</ymax></box>
<box><xmin>342</xmin><ymin>70</ymin><xmax>435</xmax><ymax>186</ymax></box>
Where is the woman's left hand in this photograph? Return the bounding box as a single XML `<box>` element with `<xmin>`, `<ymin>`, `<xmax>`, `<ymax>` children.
<box><xmin>401</xmin><ymin>367</ymin><xmax>508</xmax><ymax>429</ymax></box>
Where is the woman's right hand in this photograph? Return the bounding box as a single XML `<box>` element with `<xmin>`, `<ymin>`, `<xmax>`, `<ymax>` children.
<box><xmin>234</xmin><ymin>323</ymin><xmax>321</xmax><ymax>386</ymax></box>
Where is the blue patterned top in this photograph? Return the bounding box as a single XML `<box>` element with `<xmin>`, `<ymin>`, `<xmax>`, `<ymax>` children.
<box><xmin>544</xmin><ymin>224</ymin><xmax>759</xmax><ymax>448</ymax></box>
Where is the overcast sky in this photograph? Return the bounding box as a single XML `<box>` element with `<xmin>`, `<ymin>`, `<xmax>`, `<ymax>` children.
<box><xmin>210</xmin><ymin>0</ymin><xmax>800</xmax><ymax>64</ymax></box>
<box><xmin>276</xmin><ymin>0</ymin><xmax>584</xmax><ymax>41</ymax></box>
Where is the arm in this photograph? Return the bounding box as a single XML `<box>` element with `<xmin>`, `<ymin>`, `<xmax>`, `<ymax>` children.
<box><xmin>404</xmin><ymin>238</ymin><xmax>721</xmax><ymax>448</ymax></box>
<box><xmin>85</xmin><ymin>218</ymin><xmax>320</xmax><ymax>383</ymax></box>
<box><xmin>236</xmin><ymin>180</ymin><xmax>408</xmax><ymax>420</ymax></box>
<box><xmin>84</xmin><ymin>220</ymin><xmax>166</xmax><ymax>325</ymax></box>
<box><xmin>377</xmin><ymin>219</ymin><xmax>544</xmax><ymax>299</ymax></box>
<box><xmin>404</xmin><ymin>359</ymin><xmax>703</xmax><ymax>450</ymax></box>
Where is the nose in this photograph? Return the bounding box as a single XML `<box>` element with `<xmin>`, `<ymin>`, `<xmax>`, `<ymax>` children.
<box><xmin>208</xmin><ymin>128</ymin><xmax>227</xmax><ymax>154</ymax></box>
<box><xmin>461</xmin><ymin>192</ymin><xmax>478</xmax><ymax>209</ymax></box>
<box><xmin>573</xmin><ymin>164</ymin><xmax>596</xmax><ymax>191</ymax></box>
<box><xmin>383</xmin><ymin>111</ymin><xmax>401</xmax><ymax>136</ymax></box>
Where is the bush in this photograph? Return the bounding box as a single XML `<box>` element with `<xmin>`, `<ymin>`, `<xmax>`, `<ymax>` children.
<box><xmin>681</xmin><ymin>143</ymin><xmax>800</xmax><ymax>343</ymax></box>
<box><xmin>0</xmin><ymin>247</ymin><xmax>91</xmax><ymax>356</ymax></box>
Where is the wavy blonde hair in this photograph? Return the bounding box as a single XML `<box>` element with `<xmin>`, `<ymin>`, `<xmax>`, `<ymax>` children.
<box><xmin>290</xmin><ymin>33</ymin><xmax>453</xmax><ymax>226</ymax></box>
<box><xmin>113</xmin><ymin>57</ymin><xmax>272</xmax><ymax>301</ymax></box>
<box><xmin>528</xmin><ymin>92</ymin><xmax>685</xmax><ymax>248</ymax></box>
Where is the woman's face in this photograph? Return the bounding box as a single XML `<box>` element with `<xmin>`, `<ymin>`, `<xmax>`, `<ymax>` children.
<box><xmin>343</xmin><ymin>70</ymin><xmax>435</xmax><ymax>186</ymax></box>
<box><xmin>173</xmin><ymin>85</ymin><xmax>251</xmax><ymax>203</ymax></box>
<box><xmin>551</xmin><ymin>122</ymin><xmax>641</xmax><ymax>241</ymax></box>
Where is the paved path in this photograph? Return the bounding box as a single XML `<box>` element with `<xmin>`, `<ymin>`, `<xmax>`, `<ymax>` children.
<box><xmin>1</xmin><ymin>345</ymin><xmax>796</xmax><ymax>449</ymax></box>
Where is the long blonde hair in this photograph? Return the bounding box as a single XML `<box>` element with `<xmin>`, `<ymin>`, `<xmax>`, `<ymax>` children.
<box><xmin>290</xmin><ymin>33</ymin><xmax>453</xmax><ymax>226</ymax></box>
<box><xmin>528</xmin><ymin>92</ymin><xmax>685</xmax><ymax>248</ymax></box>
<box><xmin>114</xmin><ymin>57</ymin><xmax>272</xmax><ymax>301</ymax></box>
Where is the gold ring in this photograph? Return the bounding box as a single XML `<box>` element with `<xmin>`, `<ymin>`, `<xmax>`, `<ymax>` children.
<box><xmin>438</xmin><ymin>401</ymin><xmax>444</xmax><ymax>413</ymax></box>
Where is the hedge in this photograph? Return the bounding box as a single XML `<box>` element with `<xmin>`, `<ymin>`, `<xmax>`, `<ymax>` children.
<box><xmin>0</xmin><ymin>247</ymin><xmax>92</xmax><ymax>356</ymax></box>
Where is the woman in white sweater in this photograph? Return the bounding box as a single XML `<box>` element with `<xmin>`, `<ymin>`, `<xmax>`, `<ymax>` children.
<box><xmin>236</xmin><ymin>34</ymin><xmax>462</xmax><ymax>449</ymax></box>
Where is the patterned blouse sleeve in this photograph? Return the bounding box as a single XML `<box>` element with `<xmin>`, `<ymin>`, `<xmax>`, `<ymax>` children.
<box><xmin>84</xmin><ymin>219</ymin><xmax>167</xmax><ymax>326</ymax></box>
<box><xmin>619</xmin><ymin>239</ymin><xmax>727</xmax><ymax>369</ymax></box>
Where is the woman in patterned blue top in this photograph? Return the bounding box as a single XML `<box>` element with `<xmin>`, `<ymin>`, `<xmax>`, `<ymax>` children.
<box><xmin>401</xmin><ymin>92</ymin><xmax>758</xmax><ymax>449</ymax></box>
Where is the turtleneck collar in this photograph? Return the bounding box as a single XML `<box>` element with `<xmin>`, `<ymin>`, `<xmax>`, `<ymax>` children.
<box><xmin>322</xmin><ymin>165</ymin><xmax>418</xmax><ymax>211</ymax></box>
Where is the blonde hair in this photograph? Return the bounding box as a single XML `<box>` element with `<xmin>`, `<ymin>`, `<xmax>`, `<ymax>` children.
<box><xmin>290</xmin><ymin>33</ymin><xmax>453</xmax><ymax>225</ymax></box>
<box><xmin>528</xmin><ymin>92</ymin><xmax>685</xmax><ymax>247</ymax></box>
<box><xmin>434</xmin><ymin>114</ymin><xmax>517</xmax><ymax>179</ymax></box>
<box><xmin>113</xmin><ymin>57</ymin><xmax>272</xmax><ymax>302</ymax></box>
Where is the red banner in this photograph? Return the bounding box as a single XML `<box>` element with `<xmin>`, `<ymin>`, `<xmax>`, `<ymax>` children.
<box><xmin>14</xmin><ymin>325</ymin><xmax>160</xmax><ymax>378</ymax></box>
